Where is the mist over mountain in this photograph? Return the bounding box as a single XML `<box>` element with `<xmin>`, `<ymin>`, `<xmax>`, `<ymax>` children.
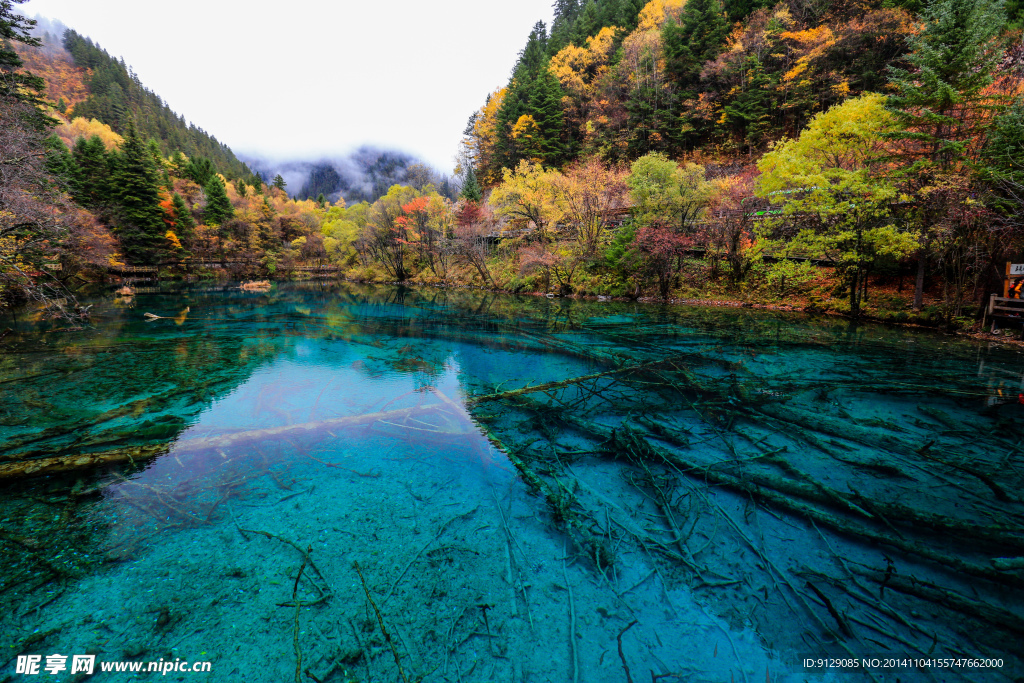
<box><xmin>241</xmin><ymin>147</ymin><xmax>458</xmax><ymax>205</ymax></box>
<box><xmin>29</xmin><ymin>15</ymin><xmax>70</xmax><ymax>44</ymax></box>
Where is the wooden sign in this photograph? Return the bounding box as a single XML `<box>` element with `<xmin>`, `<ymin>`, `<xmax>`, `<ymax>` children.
<box><xmin>1004</xmin><ymin>262</ymin><xmax>1024</xmax><ymax>296</ymax></box>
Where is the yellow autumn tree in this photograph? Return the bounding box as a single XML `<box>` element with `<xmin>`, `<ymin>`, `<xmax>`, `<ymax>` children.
<box><xmin>756</xmin><ymin>93</ymin><xmax>917</xmax><ymax>316</ymax></box>
<box><xmin>510</xmin><ymin>114</ymin><xmax>545</xmax><ymax>163</ymax></box>
<box><xmin>620</xmin><ymin>0</ymin><xmax>685</xmax><ymax>94</ymax></box>
<box><xmin>465</xmin><ymin>87</ymin><xmax>507</xmax><ymax>186</ymax></box>
<box><xmin>490</xmin><ymin>160</ymin><xmax>564</xmax><ymax>241</ymax></box>
<box><xmin>552</xmin><ymin>157</ymin><xmax>629</xmax><ymax>255</ymax></box>
<box><xmin>549</xmin><ymin>27</ymin><xmax>617</xmax><ymax>97</ymax></box>
<box><xmin>635</xmin><ymin>0</ymin><xmax>686</xmax><ymax>32</ymax></box>
<box><xmin>550</xmin><ymin>27</ymin><xmax>618</xmax><ymax>145</ymax></box>
<box><xmin>165</xmin><ymin>230</ymin><xmax>183</xmax><ymax>249</ymax></box>
<box><xmin>55</xmin><ymin>116</ymin><xmax>123</xmax><ymax>150</ymax></box>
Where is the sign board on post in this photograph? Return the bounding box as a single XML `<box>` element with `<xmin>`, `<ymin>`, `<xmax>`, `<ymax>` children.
<box><xmin>1004</xmin><ymin>262</ymin><xmax>1024</xmax><ymax>297</ymax></box>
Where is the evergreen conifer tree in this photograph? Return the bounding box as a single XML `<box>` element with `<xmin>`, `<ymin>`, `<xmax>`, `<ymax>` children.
<box><xmin>43</xmin><ymin>134</ymin><xmax>74</xmax><ymax>184</ymax></box>
<box><xmin>203</xmin><ymin>175</ymin><xmax>234</xmax><ymax>226</ymax></box>
<box><xmin>663</xmin><ymin>0</ymin><xmax>729</xmax><ymax>92</ymax></box>
<box><xmin>549</xmin><ymin>0</ymin><xmax>581</xmax><ymax>54</ymax></box>
<box><xmin>1008</xmin><ymin>0</ymin><xmax>1022</xmax><ymax>24</ymax></box>
<box><xmin>147</xmin><ymin>139</ymin><xmax>163</xmax><ymax>167</ymax></box>
<box><xmin>0</xmin><ymin>0</ymin><xmax>44</xmax><ymax>102</ymax></box>
<box><xmin>887</xmin><ymin>0</ymin><xmax>1005</xmax><ymax>177</ymax></box>
<box><xmin>529</xmin><ymin>67</ymin><xmax>567</xmax><ymax>165</ymax></box>
<box><xmin>886</xmin><ymin>0</ymin><xmax>1006</xmax><ymax>310</ymax></box>
<box><xmin>171</xmin><ymin>192</ymin><xmax>195</xmax><ymax>237</ymax></box>
<box><xmin>496</xmin><ymin>22</ymin><xmax>568</xmax><ymax>168</ymax></box>
<box><xmin>273</xmin><ymin>173</ymin><xmax>287</xmax><ymax>191</ymax></box>
<box><xmin>615</xmin><ymin>0</ymin><xmax>647</xmax><ymax>32</ymax></box>
<box><xmin>184</xmin><ymin>156</ymin><xmax>215</xmax><ymax>186</ymax></box>
<box><xmin>984</xmin><ymin>103</ymin><xmax>1024</xmax><ymax>189</ymax></box>
<box><xmin>573</xmin><ymin>0</ymin><xmax>601</xmax><ymax>43</ymax></box>
<box><xmin>722</xmin><ymin>0</ymin><xmax>771</xmax><ymax>23</ymax></box>
<box><xmin>461</xmin><ymin>165</ymin><xmax>483</xmax><ymax>203</ymax></box>
<box><xmin>71</xmin><ymin>135</ymin><xmax>113</xmax><ymax>208</ymax></box>
<box><xmin>722</xmin><ymin>57</ymin><xmax>772</xmax><ymax>152</ymax></box>
<box><xmin>115</xmin><ymin>118</ymin><xmax>167</xmax><ymax>264</ymax></box>
<box><xmin>597</xmin><ymin>0</ymin><xmax>622</xmax><ymax>30</ymax></box>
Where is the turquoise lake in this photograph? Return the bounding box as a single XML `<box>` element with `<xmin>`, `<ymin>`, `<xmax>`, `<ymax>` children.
<box><xmin>1</xmin><ymin>281</ymin><xmax>1022</xmax><ymax>682</ymax></box>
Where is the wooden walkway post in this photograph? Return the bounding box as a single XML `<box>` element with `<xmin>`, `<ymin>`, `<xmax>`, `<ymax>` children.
<box><xmin>989</xmin><ymin>261</ymin><xmax>1024</xmax><ymax>336</ymax></box>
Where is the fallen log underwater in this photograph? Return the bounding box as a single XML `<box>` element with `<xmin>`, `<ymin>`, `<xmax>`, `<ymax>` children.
<box><xmin>0</xmin><ymin>444</ymin><xmax>170</xmax><ymax>480</ymax></box>
<box><xmin>458</xmin><ymin>350</ymin><xmax>1024</xmax><ymax>659</ymax></box>
<box><xmin>0</xmin><ymin>401</ymin><xmax>473</xmax><ymax>480</ymax></box>
<box><xmin>497</xmin><ymin>394</ymin><xmax>1024</xmax><ymax>586</ymax></box>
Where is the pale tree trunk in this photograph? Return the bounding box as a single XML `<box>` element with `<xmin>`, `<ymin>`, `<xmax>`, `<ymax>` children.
<box><xmin>913</xmin><ymin>253</ymin><xmax>926</xmax><ymax>312</ymax></box>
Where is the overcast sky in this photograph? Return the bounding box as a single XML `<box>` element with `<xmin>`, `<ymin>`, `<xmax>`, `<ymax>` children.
<box><xmin>22</xmin><ymin>0</ymin><xmax>553</xmax><ymax>172</ymax></box>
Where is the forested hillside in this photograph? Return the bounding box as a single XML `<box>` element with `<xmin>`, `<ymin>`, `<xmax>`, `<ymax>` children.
<box><xmin>3</xmin><ymin>0</ymin><xmax>1024</xmax><ymax>327</ymax></box>
<box><xmin>13</xmin><ymin>30</ymin><xmax>251</xmax><ymax>180</ymax></box>
<box><xmin>443</xmin><ymin>0</ymin><xmax>1024</xmax><ymax>319</ymax></box>
<box><xmin>0</xmin><ymin>6</ymin><xmax>360</xmax><ymax>306</ymax></box>
<box><xmin>463</xmin><ymin>0</ymin><xmax>1022</xmax><ymax>173</ymax></box>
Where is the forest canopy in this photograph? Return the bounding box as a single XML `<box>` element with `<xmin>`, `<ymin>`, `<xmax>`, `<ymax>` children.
<box><xmin>2</xmin><ymin>0</ymin><xmax>1024</xmax><ymax>327</ymax></box>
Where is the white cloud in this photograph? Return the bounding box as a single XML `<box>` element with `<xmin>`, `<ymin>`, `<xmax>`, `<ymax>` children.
<box><xmin>22</xmin><ymin>0</ymin><xmax>552</xmax><ymax>172</ymax></box>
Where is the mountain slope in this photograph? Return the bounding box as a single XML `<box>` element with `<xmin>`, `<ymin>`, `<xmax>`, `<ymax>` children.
<box><xmin>15</xmin><ymin>23</ymin><xmax>250</xmax><ymax>180</ymax></box>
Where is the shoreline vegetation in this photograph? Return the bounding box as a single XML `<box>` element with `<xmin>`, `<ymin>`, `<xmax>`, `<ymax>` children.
<box><xmin>1</xmin><ymin>0</ymin><xmax>1023</xmax><ymax>338</ymax></box>
<box><xmin>175</xmin><ymin>269</ymin><xmax>1024</xmax><ymax>342</ymax></box>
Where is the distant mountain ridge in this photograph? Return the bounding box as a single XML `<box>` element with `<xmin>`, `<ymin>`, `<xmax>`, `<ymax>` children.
<box><xmin>242</xmin><ymin>147</ymin><xmax>458</xmax><ymax>205</ymax></box>
<box><xmin>22</xmin><ymin>17</ymin><xmax>456</xmax><ymax>205</ymax></box>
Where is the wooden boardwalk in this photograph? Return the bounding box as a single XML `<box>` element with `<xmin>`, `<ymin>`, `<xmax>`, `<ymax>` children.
<box><xmin>987</xmin><ymin>295</ymin><xmax>1024</xmax><ymax>337</ymax></box>
<box><xmin>107</xmin><ymin>261</ymin><xmax>341</xmax><ymax>276</ymax></box>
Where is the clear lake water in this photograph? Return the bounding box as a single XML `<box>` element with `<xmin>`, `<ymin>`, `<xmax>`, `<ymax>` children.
<box><xmin>1</xmin><ymin>281</ymin><xmax>1022</xmax><ymax>683</ymax></box>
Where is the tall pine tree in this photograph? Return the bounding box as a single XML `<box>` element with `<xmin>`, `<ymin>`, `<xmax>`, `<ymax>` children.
<box><xmin>203</xmin><ymin>175</ymin><xmax>234</xmax><ymax>226</ymax></box>
<box><xmin>115</xmin><ymin>118</ymin><xmax>167</xmax><ymax>264</ymax></box>
<box><xmin>573</xmin><ymin>0</ymin><xmax>602</xmax><ymax>44</ymax></box>
<box><xmin>71</xmin><ymin>135</ymin><xmax>115</xmax><ymax>209</ymax></box>
<box><xmin>171</xmin><ymin>192</ymin><xmax>195</xmax><ymax>238</ymax></box>
<box><xmin>549</xmin><ymin>0</ymin><xmax>582</xmax><ymax>54</ymax></box>
<box><xmin>496</xmin><ymin>22</ymin><xmax>567</xmax><ymax>168</ymax></box>
<box><xmin>461</xmin><ymin>165</ymin><xmax>483</xmax><ymax>202</ymax></box>
<box><xmin>614</xmin><ymin>0</ymin><xmax>647</xmax><ymax>33</ymax></box>
<box><xmin>1</xmin><ymin>0</ymin><xmax>50</xmax><ymax>127</ymax></box>
<box><xmin>887</xmin><ymin>0</ymin><xmax>1005</xmax><ymax>177</ymax></box>
<box><xmin>886</xmin><ymin>0</ymin><xmax>1005</xmax><ymax>310</ymax></box>
<box><xmin>721</xmin><ymin>57</ymin><xmax>773</xmax><ymax>153</ymax></box>
<box><xmin>663</xmin><ymin>0</ymin><xmax>729</xmax><ymax>93</ymax></box>
<box><xmin>529</xmin><ymin>67</ymin><xmax>567</xmax><ymax>164</ymax></box>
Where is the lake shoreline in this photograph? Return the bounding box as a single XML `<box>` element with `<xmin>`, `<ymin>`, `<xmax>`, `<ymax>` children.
<box><xmin>328</xmin><ymin>274</ymin><xmax>1018</xmax><ymax>342</ymax></box>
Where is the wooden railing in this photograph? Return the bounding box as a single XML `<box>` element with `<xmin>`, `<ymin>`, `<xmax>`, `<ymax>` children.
<box><xmin>107</xmin><ymin>264</ymin><xmax>159</xmax><ymax>274</ymax></box>
<box><xmin>987</xmin><ymin>295</ymin><xmax>1024</xmax><ymax>336</ymax></box>
<box><xmin>107</xmin><ymin>261</ymin><xmax>342</xmax><ymax>275</ymax></box>
<box><xmin>291</xmin><ymin>265</ymin><xmax>341</xmax><ymax>272</ymax></box>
